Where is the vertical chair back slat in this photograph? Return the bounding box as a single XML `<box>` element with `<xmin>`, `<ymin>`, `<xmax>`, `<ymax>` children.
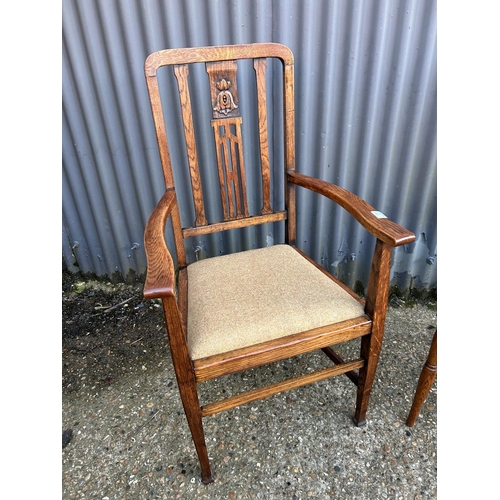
<box><xmin>253</xmin><ymin>58</ymin><xmax>273</xmax><ymax>215</ymax></box>
<box><xmin>283</xmin><ymin>62</ymin><xmax>296</xmax><ymax>245</ymax></box>
<box><xmin>145</xmin><ymin>75</ymin><xmax>175</xmax><ymax>189</ymax></box>
<box><xmin>173</xmin><ymin>64</ymin><xmax>208</xmax><ymax>226</ymax></box>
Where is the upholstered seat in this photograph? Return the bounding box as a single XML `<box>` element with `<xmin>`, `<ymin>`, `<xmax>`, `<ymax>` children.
<box><xmin>188</xmin><ymin>244</ymin><xmax>366</xmax><ymax>360</ymax></box>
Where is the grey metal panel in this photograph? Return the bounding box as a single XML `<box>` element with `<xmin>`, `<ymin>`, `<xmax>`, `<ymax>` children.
<box><xmin>62</xmin><ymin>0</ymin><xmax>437</xmax><ymax>292</ymax></box>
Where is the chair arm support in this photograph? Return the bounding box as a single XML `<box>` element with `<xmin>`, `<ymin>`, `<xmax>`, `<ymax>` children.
<box><xmin>143</xmin><ymin>189</ymin><xmax>178</xmax><ymax>299</ymax></box>
<box><xmin>288</xmin><ymin>171</ymin><xmax>415</xmax><ymax>247</ymax></box>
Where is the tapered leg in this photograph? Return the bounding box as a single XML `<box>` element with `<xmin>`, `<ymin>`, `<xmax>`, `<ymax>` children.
<box><xmin>406</xmin><ymin>331</ymin><xmax>437</xmax><ymax>427</ymax></box>
<box><xmin>354</xmin><ymin>239</ymin><xmax>391</xmax><ymax>426</ymax></box>
<box><xmin>177</xmin><ymin>378</ymin><xmax>214</xmax><ymax>484</ymax></box>
<box><xmin>353</xmin><ymin>332</ymin><xmax>384</xmax><ymax>426</ymax></box>
<box><xmin>162</xmin><ymin>297</ymin><xmax>214</xmax><ymax>484</ymax></box>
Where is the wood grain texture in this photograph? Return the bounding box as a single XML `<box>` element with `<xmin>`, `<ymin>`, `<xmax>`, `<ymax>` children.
<box><xmin>193</xmin><ymin>317</ymin><xmax>371</xmax><ymax>383</ymax></box>
<box><xmin>284</xmin><ymin>62</ymin><xmax>296</xmax><ymax>244</ymax></box>
<box><xmin>171</xmin><ymin>196</ymin><xmax>187</xmax><ymax>268</ymax></box>
<box><xmin>211</xmin><ymin>118</ymin><xmax>249</xmax><ymax>219</ymax></box>
<box><xmin>288</xmin><ymin>171</ymin><xmax>415</xmax><ymax>247</ymax></box>
<box><xmin>182</xmin><ymin>211</ymin><xmax>286</xmax><ymax>238</ymax></box>
<box><xmin>145</xmin><ymin>43</ymin><xmax>294</xmax><ymax>75</ymax></box>
<box><xmin>201</xmin><ymin>359</ymin><xmax>364</xmax><ymax>417</ymax></box>
<box><xmin>286</xmin><ymin>179</ymin><xmax>296</xmax><ymax>245</ymax></box>
<box><xmin>406</xmin><ymin>330</ymin><xmax>437</xmax><ymax>427</ymax></box>
<box><xmin>206</xmin><ymin>61</ymin><xmax>240</xmax><ymax>119</ymax></box>
<box><xmin>177</xmin><ymin>267</ymin><xmax>188</xmax><ymax>337</ymax></box>
<box><xmin>354</xmin><ymin>239</ymin><xmax>392</xmax><ymax>425</ymax></box>
<box><xmin>253</xmin><ymin>58</ymin><xmax>273</xmax><ymax>215</ymax></box>
<box><xmin>321</xmin><ymin>347</ymin><xmax>359</xmax><ymax>385</ymax></box>
<box><xmin>160</xmin><ymin>295</ymin><xmax>213</xmax><ymax>483</ymax></box>
<box><xmin>143</xmin><ymin>187</ymin><xmax>186</xmax><ymax>298</ymax></box>
<box><xmin>283</xmin><ymin>62</ymin><xmax>295</xmax><ymax>174</ymax></box>
<box><xmin>173</xmin><ymin>65</ymin><xmax>208</xmax><ymax>226</ymax></box>
<box><xmin>144</xmin><ymin>75</ymin><xmax>175</xmax><ymax>189</ymax></box>
<box><xmin>143</xmin><ymin>190</ymin><xmax>178</xmax><ymax>299</ymax></box>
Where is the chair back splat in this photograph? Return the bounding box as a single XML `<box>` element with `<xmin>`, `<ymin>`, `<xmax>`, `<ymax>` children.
<box><xmin>142</xmin><ymin>43</ymin><xmax>415</xmax><ymax>484</ymax></box>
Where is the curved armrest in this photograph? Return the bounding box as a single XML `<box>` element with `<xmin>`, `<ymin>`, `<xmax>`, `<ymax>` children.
<box><xmin>288</xmin><ymin>171</ymin><xmax>415</xmax><ymax>247</ymax></box>
<box><xmin>143</xmin><ymin>189</ymin><xmax>177</xmax><ymax>299</ymax></box>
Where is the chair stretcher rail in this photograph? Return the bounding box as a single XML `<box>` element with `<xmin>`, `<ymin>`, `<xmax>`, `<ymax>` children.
<box><xmin>200</xmin><ymin>359</ymin><xmax>364</xmax><ymax>417</ymax></box>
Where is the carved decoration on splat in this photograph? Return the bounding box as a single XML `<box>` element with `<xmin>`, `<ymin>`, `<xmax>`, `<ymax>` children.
<box><xmin>213</xmin><ymin>79</ymin><xmax>238</xmax><ymax>116</ymax></box>
<box><xmin>206</xmin><ymin>61</ymin><xmax>240</xmax><ymax>119</ymax></box>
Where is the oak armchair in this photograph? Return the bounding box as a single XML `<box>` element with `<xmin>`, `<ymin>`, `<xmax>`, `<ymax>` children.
<box><xmin>143</xmin><ymin>42</ymin><xmax>415</xmax><ymax>484</ymax></box>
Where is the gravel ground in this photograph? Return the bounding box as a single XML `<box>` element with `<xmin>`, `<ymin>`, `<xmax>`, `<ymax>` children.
<box><xmin>62</xmin><ymin>277</ymin><xmax>437</xmax><ymax>499</ymax></box>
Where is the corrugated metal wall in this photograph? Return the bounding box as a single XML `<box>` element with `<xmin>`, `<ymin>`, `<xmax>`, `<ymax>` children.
<box><xmin>62</xmin><ymin>0</ymin><xmax>437</xmax><ymax>293</ymax></box>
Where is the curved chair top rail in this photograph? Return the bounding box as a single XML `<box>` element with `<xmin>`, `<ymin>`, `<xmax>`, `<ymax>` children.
<box><xmin>145</xmin><ymin>42</ymin><xmax>294</xmax><ymax>75</ymax></box>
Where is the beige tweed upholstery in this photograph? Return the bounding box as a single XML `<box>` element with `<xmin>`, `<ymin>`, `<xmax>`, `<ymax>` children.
<box><xmin>187</xmin><ymin>244</ymin><xmax>365</xmax><ymax>360</ymax></box>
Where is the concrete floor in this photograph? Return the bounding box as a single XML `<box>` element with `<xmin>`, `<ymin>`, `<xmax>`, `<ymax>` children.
<box><xmin>62</xmin><ymin>303</ymin><xmax>437</xmax><ymax>499</ymax></box>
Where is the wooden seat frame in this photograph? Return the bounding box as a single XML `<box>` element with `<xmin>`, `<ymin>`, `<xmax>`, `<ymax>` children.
<box><xmin>142</xmin><ymin>43</ymin><xmax>415</xmax><ymax>484</ymax></box>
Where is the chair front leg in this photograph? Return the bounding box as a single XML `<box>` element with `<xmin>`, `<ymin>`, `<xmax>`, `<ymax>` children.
<box><xmin>162</xmin><ymin>297</ymin><xmax>214</xmax><ymax>484</ymax></box>
<box><xmin>354</xmin><ymin>239</ymin><xmax>392</xmax><ymax>426</ymax></box>
<box><xmin>176</xmin><ymin>374</ymin><xmax>214</xmax><ymax>484</ymax></box>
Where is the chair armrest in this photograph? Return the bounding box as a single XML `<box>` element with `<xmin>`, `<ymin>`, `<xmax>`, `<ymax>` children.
<box><xmin>288</xmin><ymin>171</ymin><xmax>415</xmax><ymax>247</ymax></box>
<box><xmin>143</xmin><ymin>189</ymin><xmax>177</xmax><ymax>299</ymax></box>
